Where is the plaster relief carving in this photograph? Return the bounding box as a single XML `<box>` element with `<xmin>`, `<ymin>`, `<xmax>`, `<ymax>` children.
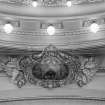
<box><xmin>0</xmin><ymin>45</ymin><xmax>98</xmax><ymax>89</ymax></box>
<box><xmin>76</xmin><ymin>57</ymin><xmax>98</xmax><ymax>87</ymax></box>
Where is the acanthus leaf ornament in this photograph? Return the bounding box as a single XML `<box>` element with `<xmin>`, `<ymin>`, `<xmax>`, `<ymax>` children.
<box><xmin>0</xmin><ymin>45</ymin><xmax>98</xmax><ymax>89</ymax></box>
<box><xmin>75</xmin><ymin>57</ymin><xmax>98</xmax><ymax>87</ymax></box>
<box><xmin>18</xmin><ymin>45</ymin><xmax>81</xmax><ymax>88</ymax></box>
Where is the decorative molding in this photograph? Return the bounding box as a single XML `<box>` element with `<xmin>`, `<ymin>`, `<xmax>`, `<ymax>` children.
<box><xmin>72</xmin><ymin>0</ymin><xmax>105</xmax><ymax>5</ymax></box>
<box><xmin>0</xmin><ymin>0</ymin><xmax>104</xmax><ymax>7</ymax></box>
<box><xmin>0</xmin><ymin>15</ymin><xmax>105</xmax><ymax>50</ymax></box>
<box><xmin>0</xmin><ymin>45</ymin><xmax>98</xmax><ymax>89</ymax></box>
<box><xmin>0</xmin><ymin>2</ymin><xmax>105</xmax><ymax>19</ymax></box>
<box><xmin>76</xmin><ymin>57</ymin><xmax>98</xmax><ymax>87</ymax></box>
<box><xmin>41</xmin><ymin>0</ymin><xmax>63</xmax><ymax>7</ymax></box>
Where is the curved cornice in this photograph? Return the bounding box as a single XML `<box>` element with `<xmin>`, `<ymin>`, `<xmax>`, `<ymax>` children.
<box><xmin>0</xmin><ymin>3</ymin><xmax>104</xmax><ymax>50</ymax></box>
<box><xmin>0</xmin><ymin>88</ymin><xmax>104</xmax><ymax>102</ymax></box>
<box><xmin>0</xmin><ymin>12</ymin><xmax>104</xmax><ymax>50</ymax></box>
<box><xmin>0</xmin><ymin>38</ymin><xmax>105</xmax><ymax>51</ymax></box>
<box><xmin>0</xmin><ymin>3</ymin><xmax>105</xmax><ymax>18</ymax></box>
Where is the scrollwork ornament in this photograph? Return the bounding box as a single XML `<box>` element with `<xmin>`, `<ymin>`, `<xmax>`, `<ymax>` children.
<box><xmin>2</xmin><ymin>45</ymin><xmax>97</xmax><ymax>89</ymax></box>
<box><xmin>13</xmin><ymin>70</ymin><xmax>27</xmax><ymax>88</ymax></box>
<box><xmin>18</xmin><ymin>45</ymin><xmax>81</xmax><ymax>89</ymax></box>
<box><xmin>76</xmin><ymin>57</ymin><xmax>98</xmax><ymax>87</ymax></box>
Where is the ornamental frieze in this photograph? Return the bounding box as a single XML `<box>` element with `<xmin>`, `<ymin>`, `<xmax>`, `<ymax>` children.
<box><xmin>0</xmin><ymin>0</ymin><xmax>104</xmax><ymax>7</ymax></box>
<box><xmin>0</xmin><ymin>45</ymin><xmax>98</xmax><ymax>89</ymax></box>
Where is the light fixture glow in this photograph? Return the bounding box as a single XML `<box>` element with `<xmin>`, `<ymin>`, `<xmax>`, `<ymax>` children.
<box><xmin>66</xmin><ymin>1</ymin><xmax>72</xmax><ymax>7</ymax></box>
<box><xmin>3</xmin><ymin>23</ymin><xmax>14</xmax><ymax>34</ymax></box>
<box><xmin>89</xmin><ymin>23</ymin><xmax>100</xmax><ymax>33</ymax></box>
<box><xmin>47</xmin><ymin>25</ymin><xmax>55</xmax><ymax>35</ymax></box>
<box><xmin>32</xmin><ymin>0</ymin><xmax>38</xmax><ymax>7</ymax></box>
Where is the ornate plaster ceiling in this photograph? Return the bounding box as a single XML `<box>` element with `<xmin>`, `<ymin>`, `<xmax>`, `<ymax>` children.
<box><xmin>0</xmin><ymin>0</ymin><xmax>105</xmax><ymax>90</ymax></box>
<box><xmin>0</xmin><ymin>0</ymin><xmax>104</xmax><ymax>51</ymax></box>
